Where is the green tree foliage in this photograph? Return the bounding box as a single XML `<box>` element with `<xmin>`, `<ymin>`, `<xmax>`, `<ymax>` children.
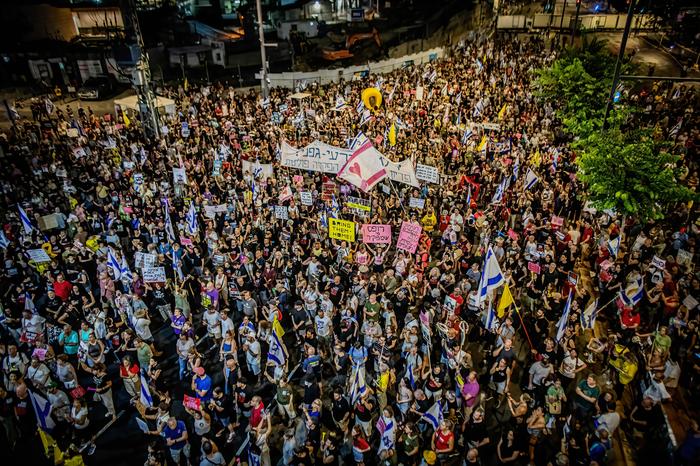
<box><xmin>533</xmin><ymin>40</ymin><xmax>698</xmax><ymax>221</ymax></box>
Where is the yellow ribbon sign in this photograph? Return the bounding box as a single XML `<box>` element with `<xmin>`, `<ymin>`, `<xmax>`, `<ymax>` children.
<box><xmin>329</xmin><ymin>218</ymin><xmax>356</xmax><ymax>242</ymax></box>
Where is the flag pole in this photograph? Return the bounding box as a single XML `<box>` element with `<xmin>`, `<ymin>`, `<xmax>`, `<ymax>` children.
<box><xmin>512</xmin><ymin>302</ymin><xmax>534</xmax><ymax>349</ymax></box>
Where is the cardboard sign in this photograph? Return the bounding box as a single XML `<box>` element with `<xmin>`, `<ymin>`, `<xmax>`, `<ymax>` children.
<box><xmin>274</xmin><ymin>206</ymin><xmax>289</xmax><ymax>220</ymax></box>
<box><xmin>409</xmin><ymin>197</ymin><xmax>425</xmax><ymax>210</ymax></box>
<box><xmin>683</xmin><ymin>294</ymin><xmax>698</xmax><ymax>311</ymax></box>
<box><xmin>38</xmin><ymin>214</ymin><xmax>61</xmax><ymax>231</ymax></box>
<box><xmin>134</xmin><ymin>252</ymin><xmax>157</xmax><ymax>269</ymax></box>
<box><xmin>300</xmin><ymin>191</ymin><xmax>313</xmax><ymax>206</ymax></box>
<box><xmin>677</xmin><ymin>249</ymin><xmax>693</xmax><ymax>269</ymax></box>
<box><xmin>527</xmin><ymin>262</ymin><xmax>541</xmax><ymax>274</ymax></box>
<box><xmin>652</xmin><ymin>255</ymin><xmax>666</xmax><ymax>270</ymax></box>
<box><xmin>361</xmin><ymin>224</ymin><xmax>392</xmax><ymax>244</ymax></box>
<box><xmin>173</xmin><ymin>167</ymin><xmax>187</xmax><ymax>184</ymax></box>
<box><xmin>397</xmin><ymin>222</ymin><xmax>422</xmax><ymax>254</ymax></box>
<box><xmin>415</xmin><ymin>164</ymin><xmax>440</xmax><ymax>184</ymax></box>
<box><xmin>329</xmin><ymin>218</ymin><xmax>355</xmax><ymax>242</ymax></box>
<box><xmin>27</xmin><ymin>249</ymin><xmax>51</xmax><ymax>263</ymax></box>
<box><xmin>142</xmin><ymin>266</ymin><xmax>166</xmax><ymax>283</ymax></box>
<box><xmin>183</xmin><ymin>394</ymin><xmax>201</xmax><ymax>410</ymax></box>
<box><xmin>346</xmin><ymin>196</ymin><xmax>371</xmax><ymax>212</ymax></box>
<box><xmin>322</xmin><ymin>181</ymin><xmax>337</xmax><ymax>202</ymax></box>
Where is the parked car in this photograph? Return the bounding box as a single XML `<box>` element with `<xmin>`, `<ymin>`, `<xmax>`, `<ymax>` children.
<box><xmin>78</xmin><ymin>76</ymin><xmax>116</xmax><ymax>100</ymax></box>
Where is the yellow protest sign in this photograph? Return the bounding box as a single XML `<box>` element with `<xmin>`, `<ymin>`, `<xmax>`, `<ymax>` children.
<box><xmin>329</xmin><ymin>218</ymin><xmax>356</xmax><ymax>242</ymax></box>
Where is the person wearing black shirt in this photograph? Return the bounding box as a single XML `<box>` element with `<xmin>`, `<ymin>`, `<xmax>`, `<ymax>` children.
<box><xmin>325</xmin><ymin>275</ymin><xmax>345</xmax><ymax>307</ymax></box>
<box><xmin>330</xmin><ymin>389</ymin><xmax>350</xmax><ymax>433</ymax></box>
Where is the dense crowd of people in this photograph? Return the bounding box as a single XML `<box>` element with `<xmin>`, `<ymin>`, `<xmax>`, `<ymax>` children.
<box><xmin>0</xmin><ymin>32</ymin><xmax>699</xmax><ymax>466</ymax></box>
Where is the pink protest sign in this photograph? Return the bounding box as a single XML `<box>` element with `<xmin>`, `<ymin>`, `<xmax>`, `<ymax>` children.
<box><xmin>507</xmin><ymin>229</ymin><xmax>519</xmax><ymax>241</ymax></box>
<box><xmin>183</xmin><ymin>394</ymin><xmax>201</xmax><ymax>410</ymax></box>
<box><xmin>527</xmin><ymin>262</ymin><xmax>541</xmax><ymax>274</ymax></box>
<box><xmin>551</xmin><ymin>215</ymin><xmax>564</xmax><ymax>227</ymax></box>
<box><xmin>396</xmin><ymin>222</ymin><xmax>422</xmax><ymax>254</ymax></box>
<box><xmin>179</xmin><ymin>236</ymin><xmax>192</xmax><ymax>246</ymax></box>
<box><xmin>361</xmin><ymin>224</ymin><xmax>392</xmax><ymax>244</ymax></box>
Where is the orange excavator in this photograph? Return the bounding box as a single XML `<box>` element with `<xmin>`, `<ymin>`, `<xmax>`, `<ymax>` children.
<box><xmin>321</xmin><ymin>28</ymin><xmax>382</xmax><ymax>61</ymax></box>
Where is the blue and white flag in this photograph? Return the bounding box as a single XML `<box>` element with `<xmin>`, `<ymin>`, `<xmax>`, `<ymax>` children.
<box><xmin>44</xmin><ymin>98</ymin><xmax>55</xmax><ymax>115</ymax></box>
<box><xmin>24</xmin><ymin>291</ymin><xmax>36</xmax><ymax>313</ymax></box>
<box><xmin>266</xmin><ymin>323</ymin><xmax>287</xmax><ymax>367</ymax></box>
<box><xmin>466</xmin><ymin>186</ymin><xmax>472</xmax><ymax>207</ymax></box>
<box><xmin>186</xmin><ymin>201</ymin><xmax>198</xmax><ymax>235</ymax></box>
<box><xmin>421</xmin><ymin>400</ymin><xmax>443</xmax><ymax>430</ymax></box>
<box><xmin>477</xmin><ymin>246</ymin><xmax>505</xmax><ymax>303</ymax></box>
<box><xmin>581</xmin><ymin>298</ymin><xmax>599</xmax><ymax>330</ymax></box>
<box><xmin>359</xmin><ymin>109</ymin><xmax>372</xmax><ymax>127</ymax></box>
<box><xmin>172</xmin><ymin>250</ymin><xmax>184</xmax><ymax>281</ymax></box>
<box><xmin>483</xmin><ymin>298</ymin><xmax>498</xmax><ymax>332</ymax></box>
<box><xmin>462</xmin><ymin>127</ymin><xmax>473</xmax><ymax>145</ymax></box>
<box><xmin>107</xmin><ymin>249</ymin><xmax>122</xmax><ymax>280</ymax></box>
<box><xmin>556</xmin><ymin>291</ymin><xmax>573</xmax><ymax>343</ymax></box>
<box><xmin>607</xmin><ymin>236</ymin><xmax>621</xmax><ymax>258</ymax></box>
<box><xmin>349</xmin><ymin>131</ymin><xmax>369</xmax><ymax>151</ymax></box>
<box><xmin>619</xmin><ymin>277</ymin><xmax>644</xmax><ymax>307</ymax></box>
<box><xmin>552</xmin><ymin>151</ymin><xmax>559</xmax><ymax>172</ymax></box>
<box><xmin>669</xmin><ymin>118</ymin><xmax>683</xmax><ymax>138</ymax></box>
<box><xmin>335</xmin><ymin>96</ymin><xmax>347</xmax><ymax>111</ymax></box>
<box><xmin>355</xmin><ymin>99</ymin><xmax>364</xmax><ymax>115</ymax></box>
<box><xmin>524</xmin><ymin>168</ymin><xmax>538</xmax><ymax>190</ymax></box>
<box><xmin>120</xmin><ymin>256</ymin><xmax>133</xmax><ymax>283</ymax></box>
<box><xmin>29</xmin><ymin>390</ymin><xmax>56</xmax><ymax>431</ymax></box>
<box><xmin>513</xmin><ymin>157</ymin><xmax>520</xmax><ymax>180</ymax></box>
<box><xmin>140</xmin><ymin>373</ymin><xmax>153</xmax><ymax>407</ymax></box>
<box><xmin>163</xmin><ymin>199</ymin><xmax>176</xmax><ymax>243</ymax></box>
<box><xmin>490</xmin><ymin>178</ymin><xmax>507</xmax><ymax>204</ymax></box>
<box><xmin>0</xmin><ymin>231</ymin><xmax>10</xmax><ymax>249</ymax></box>
<box><xmin>405</xmin><ymin>362</ymin><xmax>416</xmax><ymax>390</ymax></box>
<box><xmin>349</xmin><ymin>366</ymin><xmax>367</xmax><ymax>404</ymax></box>
<box><xmin>18</xmin><ymin>205</ymin><xmax>35</xmax><ymax>236</ymax></box>
<box><xmin>377</xmin><ymin>415</ymin><xmax>396</xmax><ymax>452</ymax></box>
<box><xmin>105</xmin><ymin>213</ymin><xmax>115</xmax><ymax>230</ymax></box>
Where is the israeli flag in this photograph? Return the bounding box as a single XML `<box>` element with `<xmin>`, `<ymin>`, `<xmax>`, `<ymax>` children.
<box><xmin>349</xmin><ymin>131</ymin><xmax>369</xmax><ymax>151</ymax></box>
<box><xmin>18</xmin><ymin>204</ymin><xmax>35</xmax><ymax>236</ymax></box>
<box><xmin>581</xmin><ymin>298</ymin><xmax>599</xmax><ymax>330</ymax></box>
<box><xmin>552</xmin><ymin>151</ymin><xmax>559</xmax><ymax>172</ymax></box>
<box><xmin>421</xmin><ymin>400</ymin><xmax>444</xmax><ymax>430</ymax></box>
<box><xmin>462</xmin><ymin>127</ymin><xmax>473</xmax><ymax>145</ymax></box>
<box><xmin>512</xmin><ymin>157</ymin><xmax>520</xmax><ymax>180</ymax></box>
<box><xmin>619</xmin><ymin>277</ymin><xmax>644</xmax><ymax>307</ymax></box>
<box><xmin>477</xmin><ymin>246</ymin><xmax>505</xmax><ymax>303</ymax></box>
<box><xmin>349</xmin><ymin>366</ymin><xmax>367</xmax><ymax>404</ymax></box>
<box><xmin>0</xmin><ymin>230</ymin><xmax>10</xmax><ymax>249</ymax></box>
<box><xmin>163</xmin><ymin>199</ymin><xmax>176</xmax><ymax>243</ymax></box>
<box><xmin>355</xmin><ymin>99</ymin><xmax>364</xmax><ymax>115</ymax></box>
<box><xmin>360</xmin><ymin>109</ymin><xmax>372</xmax><ymax>127</ymax></box>
<box><xmin>29</xmin><ymin>390</ymin><xmax>56</xmax><ymax>431</ymax></box>
<box><xmin>669</xmin><ymin>118</ymin><xmax>683</xmax><ymax>138</ymax></box>
<box><xmin>556</xmin><ymin>291</ymin><xmax>573</xmax><ymax>343</ymax></box>
<box><xmin>483</xmin><ymin>298</ymin><xmax>498</xmax><ymax>332</ymax></box>
<box><xmin>377</xmin><ymin>415</ymin><xmax>396</xmax><ymax>452</ymax></box>
<box><xmin>107</xmin><ymin>249</ymin><xmax>122</xmax><ymax>280</ymax></box>
<box><xmin>406</xmin><ymin>362</ymin><xmax>416</xmax><ymax>390</ymax></box>
<box><xmin>105</xmin><ymin>213</ymin><xmax>115</xmax><ymax>230</ymax></box>
<box><xmin>140</xmin><ymin>373</ymin><xmax>153</xmax><ymax>407</ymax></box>
<box><xmin>335</xmin><ymin>96</ymin><xmax>347</xmax><ymax>111</ymax></box>
<box><xmin>120</xmin><ymin>256</ymin><xmax>133</xmax><ymax>283</ymax></box>
<box><xmin>466</xmin><ymin>186</ymin><xmax>472</xmax><ymax>207</ymax></box>
<box><xmin>266</xmin><ymin>325</ymin><xmax>287</xmax><ymax>366</ymax></box>
<box><xmin>172</xmin><ymin>250</ymin><xmax>184</xmax><ymax>281</ymax></box>
<box><xmin>186</xmin><ymin>201</ymin><xmax>198</xmax><ymax>235</ymax></box>
<box><xmin>607</xmin><ymin>236</ymin><xmax>621</xmax><ymax>258</ymax></box>
<box><xmin>490</xmin><ymin>178</ymin><xmax>506</xmax><ymax>204</ymax></box>
<box><xmin>524</xmin><ymin>168</ymin><xmax>538</xmax><ymax>190</ymax></box>
<box><xmin>24</xmin><ymin>291</ymin><xmax>36</xmax><ymax>313</ymax></box>
<box><xmin>44</xmin><ymin>98</ymin><xmax>55</xmax><ymax>115</ymax></box>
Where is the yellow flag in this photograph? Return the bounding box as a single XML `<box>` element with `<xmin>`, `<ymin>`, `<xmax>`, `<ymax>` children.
<box><xmin>184</xmin><ymin>77</ymin><xmax>189</xmax><ymax>91</ymax></box>
<box><xmin>529</xmin><ymin>148</ymin><xmax>540</xmax><ymax>165</ymax></box>
<box><xmin>388</xmin><ymin>122</ymin><xmax>397</xmax><ymax>146</ymax></box>
<box><xmin>497</xmin><ymin>283</ymin><xmax>514</xmax><ymax>318</ymax></box>
<box><xmin>39</xmin><ymin>428</ymin><xmax>64</xmax><ymax>464</ymax></box>
<box><xmin>122</xmin><ymin>110</ymin><xmax>130</xmax><ymax>127</ymax></box>
<box><xmin>498</xmin><ymin>104</ymin><xmax>508</xmax><ymax>120</ymax></box>
<box><xmin>272</xmin><ymin>315</ymin><xmax>285</xmax><ymax>338</ymax></box>
<box><xmin>477</xmin><ymin>135</ymin><xmax>488</xmax><ymax>152</ymax></box>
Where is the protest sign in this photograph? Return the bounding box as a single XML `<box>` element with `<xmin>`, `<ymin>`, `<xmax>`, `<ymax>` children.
<box><xmin>134</xmin><ymin>252</ymin><xmax>157</xmax><ymax>269</ymax></box>
<box><xmin>27</xmin><ymin>249</ymin><xmax>51</xmax><ymax>263</ymax></box>
<box><xmin>274</xmin><ymin>206</ymin><xmax>289</xmax><ymax>220</ymax></box>
<box><xmin>677</xmin><ymin>249</ymin><xmax>693</xmax><ymax>269</ymax></box>
<box><xmin>38</xmin><ymin>214</ymin><xmax>61</xmax><ymax>231</ymax></box>
<box><xmin>346</xmin><ymin>196</ymin><xmax>371</xmax><ymax>212</ymax></box>
<box><xmin>652</xmin><ymin>255</ymin><xmax>666</xmax><ymax>270</ymax></box>
<box><xmin>322</xmin><ymin>181</ymin><xmax>337</xmax><ymax>202</ymax></box>
<box><xmin>329</xmin><ymin>218</ymin><xmax>356</xmax><ymax>242</ymax></box>
<box><xmin>444</xmin><ymin>295</ymin><xmax>458</xmax><ymax>314</ymax></box>
<box><xmin>142</xmin><ymin>267</ymin><xmax>166</xmax><ymax>283</ymax></box>
<box><xmin>300</xmin><ymin>191</ymin><xmax>313</xmax><ymax>206</ymax></box>
<box><xmin>409</xmin><ymin>197</ymin><xmax>425</xmax><ymax>210</ymax></box>
<box><xmin>527</xmin><ymin>262</ymin><xmax>541</xmax><ymax>274</ymax></box>
<box><xmin>173</xmin><ymin>167</ymin><xmax>187</xmax><ymax>184</ymax></box>
<box><xmin>280</xmin><ymin>140</ymin><xmax>352</xmax><ymax>174</ymax></box>
<box><xmin>397</xmin><ymin>222</ymin><xmax>422</xmax><ymax>254</ymax></box>
<box><xmin>361</xmin><ymin>224</ymin><xmax>392</xmax><ymax>244</ymax></box>
<box><xmin>415</xmin><ymin>164</ymin><xmax>440</xmax><ymax>184</ymax></box>
<box><xmin>241</xmin><ymin>160</ymin><xmax>274</xmax><ymax>179</ymax></box>
<box><xmin>183</xmin><ymin>395</ymin><xmax>201</xmax><ymax>410</ymax></box>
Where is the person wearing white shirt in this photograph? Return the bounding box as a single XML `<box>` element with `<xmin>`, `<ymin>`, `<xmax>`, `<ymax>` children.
<box><xmin>219</xmin><ymin>309</ymin><xmax>235</xmax><ymax>340</ymax></box>
<box><xmin>26</xmin><ymin>357</ymin><xmax>51</xmax><ymax>389</ymax></box>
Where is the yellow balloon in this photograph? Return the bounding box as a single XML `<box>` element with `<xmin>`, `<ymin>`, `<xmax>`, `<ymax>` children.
<box><xmin>361</xmin><ymin>88</ymin><xmax>382</xmax><ymax>112</ymax></box>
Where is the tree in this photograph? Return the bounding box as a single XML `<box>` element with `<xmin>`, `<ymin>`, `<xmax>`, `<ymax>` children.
<box><xmin>533</xmin><ymin>40</ymin><xmax>699</xmax><ymax>221</ymax></box>
<box><xmin>575</xmin><ymin>129</ymin><xmax>697</xmax><ymax>221</ymax></box>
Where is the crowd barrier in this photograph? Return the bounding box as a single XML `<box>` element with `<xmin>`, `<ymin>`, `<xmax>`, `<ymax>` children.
<box><xmin>496</xmin><ymin>13</ymin><xmax>658</xmax><ymax>31</ymax></box>
<box><xmin>265</xmin><ymin>47</ymin><xmax>446</xmax><ymax>90</ymax></box>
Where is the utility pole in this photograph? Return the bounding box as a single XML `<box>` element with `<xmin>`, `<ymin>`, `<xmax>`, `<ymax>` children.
<box><xmin>571</xmin><ymin>0</ymin><xmax>581</xmax><ymax>45</ymax></box>
<box><xmin>603</xmin><ymin>0</ymin><xmax>635</xmax><ymax>129</ymax></box>
<box><xmin>255</xmin><ymin>0</ymin><xmax>268</xmax><ymax>99</ymax></box>
<box><xmin>557</xmin><ymin>0</ymin><xmax>568</xmax><ymax>49</ymax></box>
<box><xmin>125</xmin><ymin>0</ymin><xmax>159</xmax><ymax>138</ymax></box>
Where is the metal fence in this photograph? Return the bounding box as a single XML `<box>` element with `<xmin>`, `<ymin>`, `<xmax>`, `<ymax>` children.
<box><xmin>496</xmin><ymin>13</ymin><xmax>658</xmax><ymax>31</ymax></box>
